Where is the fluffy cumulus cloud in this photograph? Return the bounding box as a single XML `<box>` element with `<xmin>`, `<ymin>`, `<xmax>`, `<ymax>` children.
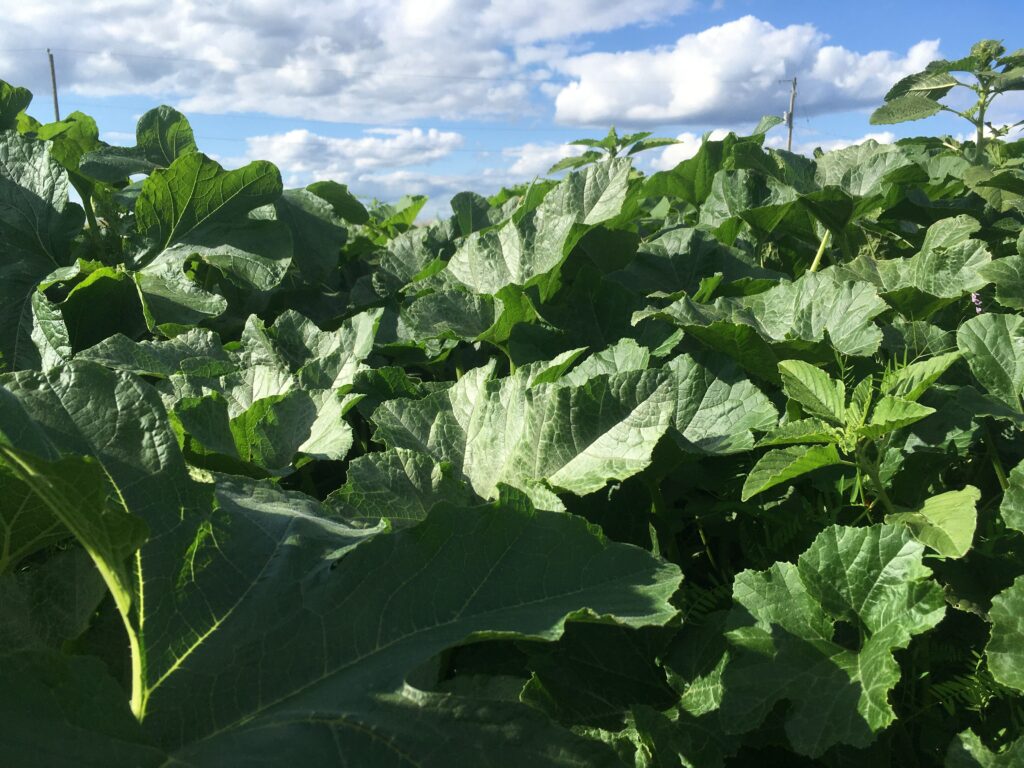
<box><xmin>553</xmin><ymin>16</ymin><xmax>940</xmax><ymax>125</ymax></box>
<box><xmin>0</xmin><ymin>0</ymin><xmax>692</xmax><ymax>123</ymax></box>
<box><xmin>238</xmin><ymin>126</ymin><xmax>465</xmax><ymax>199</ymax></box>
<box><xmin>245</xmin><ymin>127</ymin><xmax>464</xmax><ymax>176</ymax></box>
<box><xmin>502</xmin><ymin>142</ymin><xmax>586</xmax><ymax>176</ymax></box>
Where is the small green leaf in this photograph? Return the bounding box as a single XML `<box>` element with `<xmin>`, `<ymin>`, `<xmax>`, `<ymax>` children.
<box><xmin>757</xmin><ymin>418</ymin><xmax>837</xmax><ymax>447</ymax></box>
<box><xmin>857</xmin><ymin>395</ymin><xmax>935</xmax><ymax>439</ymax></box>
<box><xmin>885</xmin><ymin>486</ymin><xmax>980</xmax><ymax>558</ymax></box>
<box><xmin>741</xmin><ymin>444</ymin><xmax>842</xmax><ymax>501</ymax></box>
<box><xmin>880</xmin><ymin>352</ymin><xmax>961</xmax><ymax>402</ymax></box>
<box><xmin>136</xmin><ymin>153</ymin><xmax>282</xmax><ymax>250</ymax></box>
<box><xmin>884</xmin><ymin>70</ymin><xmax>958</xmax><ymax>101</ymax></box>
<box><xmin>307</xmin><ymin>179</ymin><xmax>369</xmax><ymax>224</ymax></box>
<box><xmin>778</xmin><ymin>360</ymin><xmax>846</xmax><ymax>424</ymax></box>
<box><xmin>870</xmin><ymin>94</ymin><xmax>944</xmax><ymax>125</ymax></box>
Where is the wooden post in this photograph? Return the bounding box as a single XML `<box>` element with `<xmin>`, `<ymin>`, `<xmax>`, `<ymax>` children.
<box><xmin>47</xmin><ymin>48</ymin><xmax>60</xmax><ymax>121</ymax></box>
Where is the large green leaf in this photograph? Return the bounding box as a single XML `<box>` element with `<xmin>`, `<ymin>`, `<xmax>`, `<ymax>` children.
<box><xmin>1002</xmin><ymin>459</ymin><xmax>1024</xmax><ymax>534</ymax></box>
<box><xmin>666</xmin><ymin>352</ymin><xmax>777</xmax><ymax>454</ymax></box>
<box><xmin>155</xmin><ymin>309</ymin><xmax>381</xmax><ymax>472</ymax></box>
<box><xmin>153</xmin><ymin>487</ymin><xmax>680</xmax><ymax>760</ymax></box>
<box><xmin>0</xmin><ymin>548</ymin><xmax>107</xmax><ymax>652</ymax></box>
<box><xmin>814</xmin><ymin>141</ymin><xmax>917</xmax><ymax>198</ymax></box>
<box><xmin>608</xmin><ymin>227</ymin><xmax>778</xmax><ymax>297</ymax></box>
<box><xmin>0</xmin><ymin>79</ymin><xmax>33</xmax><ymax>130</ymax></box>
<box><xmin>636</xmin><ymin>271</ymin><xmax>887</xmax><ymax>381</ymax></box>
<box><xmin>79</xmin><ymin>105</ymin><xmax>197</xmax><ymax>182</ymax></box>
<box><xmin>327</xmin><ymin>447</ymin><xmax>472</xmax><ymax>528</ymax></box>
<box><xmin>720</xmin><ymin>524</ymin><xmax>945</xmax><ymax>756</ymax></box>
<box><xmin>980</xmin><ymin>255</ymin><xmax>1024</xmax><ymax>310</ymax></box>
<box><xmin>447</xmin><ymin>159</ymin><xmax>631</xmax><ymax>294</ymax></box>
<box><xmin>136</xmin><ymin>153</ymin><xmax>282</xmax><ymax>251</ymax></box>
<box><xmin>372</xmin><ymin>355</ymin><xmax>675</xmax><ymax>510</ymax></box>
<box><xmin>2</xmin><ymin>473</ymin><xmax>680</xmax><ymax>764</ymax></box>
<box><xmin>77</xmin><ymin>328</ymin><xmax>234</xmax><ymax>379</ymax></box>
<box><xmin>152</xmin><ymin>219</ymin><xmax>293</xmax><ymax>292</ymax></box>
<box><xmin>259</xmin><ymin>187</ymin><xmax>348</xmax><ymax>282</ymax></box>
<box><xmin>956</xmin><ymin>313</ymin><xmax>1024</xmax><ymax>411</ymax></box>
<box><xmin>947</xmin><ymin>730</ymin><xmax>1024</xmax><ymax>767</ymax></box>
<box><xmin>838</xmin><ymin>216</ymin><xmax>991</xmax><ymax>317</ymax></box>
<box><xmin>0</xmin><ymin>131</ymin><xmax>83</xmax><ymax>371</ymax></box>
<box><xmin>986</xmin><ymin>576</ymin><xmax>1024</xmax><ymax>692</ymax></box>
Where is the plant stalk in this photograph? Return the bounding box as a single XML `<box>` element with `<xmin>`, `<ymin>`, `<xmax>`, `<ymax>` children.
<box><xmin>857</xmin><ymin>445</ymin><xmax>896</xmax><ymax>517</ymax></box>
<box><xmin>976</xmin><ymin>90</ymin><xmax>988</xmax><ymax>158</ymax></box>
<box><xmin>809</xmin><ymin>229</ymin><xmax>831</xmax><ymax>273</ymax></box>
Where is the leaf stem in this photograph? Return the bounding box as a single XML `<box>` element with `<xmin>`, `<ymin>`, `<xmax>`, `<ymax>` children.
<box><xmin>809</xmin><ymin>229</ymin><xmax>831</xmax><ymax>273</ymax></box>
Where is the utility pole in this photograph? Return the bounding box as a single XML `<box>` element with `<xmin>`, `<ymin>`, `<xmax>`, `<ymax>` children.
<box><xmin>782</xmin><ymin>77</ymin><xmax>797</xmax><ymax>152</ymax></box>
<box><xmin>47</xmin><ymin>48</ymin><xmax>60</xmax><ymax>121</ymax></box>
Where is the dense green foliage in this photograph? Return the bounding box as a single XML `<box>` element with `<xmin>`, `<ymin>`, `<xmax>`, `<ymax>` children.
<box><xmin>2</xmin><ymin>58</ymin><xmax>1024</xmax><ymax>767</ymax></box>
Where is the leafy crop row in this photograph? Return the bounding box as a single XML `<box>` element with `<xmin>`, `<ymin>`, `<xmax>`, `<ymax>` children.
<box><xmin>1</xmin><ymin>40</ymin><xmax>1024</xmax><ymax>767</ymax></box>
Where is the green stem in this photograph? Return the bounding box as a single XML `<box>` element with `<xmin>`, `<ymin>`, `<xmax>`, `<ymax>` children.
<box><xmin>809</xmin><ymin>229</ymin><xmax>831</xmax><ymax>273</ymax></box>
<box><xmin>695</xmin><ymin>519</ymin><xmax>718</xmax><ymax>571</ymax></box>
<box><xmin>857</xmin><ymin>445</ymin><xmax>896</xmax><ymax>517</ymax></box>
<box><xmin>645</xmin><ymin>479</ymin><xmax>681</xmax><ymax>564</ymax></box>
<box><xmin>123</xmin><ymin>607</ymin><xmax>145</xmax><ymax>719</ymax></box>
<box><xmin>982</xmin><ymin>423</ymin><xmax>1009</xmax><ymax>492</ymax></box>
<box><xmin>976</xmin><ymin>91</ymin><xmax>988</xmax><ymax>158</ymax></box>
<box><xmin>75</xmin><ymin>184</ymin><xmax>105</xmax><ymax>256</ymax></box>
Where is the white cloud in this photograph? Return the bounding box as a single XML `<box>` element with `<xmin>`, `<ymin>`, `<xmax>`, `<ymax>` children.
<box><xmin>553</xmin><ymin>16</ymin><xmax>940</xmax><ymax>125</ymax></box>
<box><xmin>0</xmin><ymin>0</ymin><xmax>693</xmax><ymax>123</ymax></box>
<box><xmin>244</xmin><ymin>127</ymin><xmax>464</xmax><ymax>178</ymax></box>
<box><xmin>238</xmin><ymin>126</ymin><xmax>480</xmax><ymax>218</ymax></box>
<box><xmin>502</xmin><ymin>142</ymin><xmax>585</xmax><ymax>176</ymax></box>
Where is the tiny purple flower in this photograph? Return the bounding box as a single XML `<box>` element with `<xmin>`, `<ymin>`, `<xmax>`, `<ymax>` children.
<box><xmin>971</xmin><ymin>292</ymin><xmax>984</xmax><ymax>314</ymax></box>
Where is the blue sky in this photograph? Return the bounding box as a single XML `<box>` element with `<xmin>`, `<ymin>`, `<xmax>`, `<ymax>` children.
<box><xmin>3</xmin><ymin>1</ymin><xmax>1023</xmax><ymax>217</ymax></box>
